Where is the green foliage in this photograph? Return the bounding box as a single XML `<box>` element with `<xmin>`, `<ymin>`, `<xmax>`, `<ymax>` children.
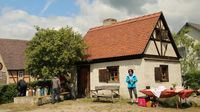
<box><xmin>25</xmin><ymin>26</ymin><xmax>86</xmax><ymax>79</ymax></box>
<box><xmin>28</xmin><ymin>79</ymin><xmax>52</xmax><ymax>88</ymax></box>
<box><xmin>173</xmin><ymin>27</ymin><xmax>200</xmax><ymax>74</ymax></box>
<box><xmin>183</xmin><ymin>70</ymin><xmax>200</xmax><ymax>90</ymax></box>
<box><xmin>0</xmin><ymin>84</ymin><xmax>18</xmax><ymax>104</ymax></box>
<box><xmin>159</xmin><ymin>96</ymin><xmax>179</xmax><ymax>108</ymax></box>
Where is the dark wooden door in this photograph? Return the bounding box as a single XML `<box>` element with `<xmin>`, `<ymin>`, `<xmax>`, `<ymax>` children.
<box><xmin>77</xmin><ymin>65</ymin><xmax>90</xmax><ymax>97</ymax></box>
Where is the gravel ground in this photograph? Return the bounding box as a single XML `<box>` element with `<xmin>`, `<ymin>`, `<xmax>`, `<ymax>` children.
<box><xmin>0</xmin><ymin>98</ymin><xmax>200</xmax><ymax>112</ymax></box>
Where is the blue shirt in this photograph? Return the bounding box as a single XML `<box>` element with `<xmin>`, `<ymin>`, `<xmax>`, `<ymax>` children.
<box><xmin>126</xmin><ymin>73</ymin><xmax>138</xmax><ymax>88</ymax></box>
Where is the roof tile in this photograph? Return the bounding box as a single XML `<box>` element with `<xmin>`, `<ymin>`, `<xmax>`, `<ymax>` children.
<box><xmin>0</xmin><ymin>38</ymin><xmax>28</xmax><ymax>70</ymax></box>
<box><xmin>84</xmin><ymin>12</ymin><xmax>161</xmax><ymax>60</ymax></box>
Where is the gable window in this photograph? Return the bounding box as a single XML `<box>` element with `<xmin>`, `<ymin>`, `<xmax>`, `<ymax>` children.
<box><xmin>18</xmin><ymin>71</ymin><xmax>24</xmax><ymax>77</ymax></box>
<box><xmin>99</xmin><ymin>66</ymin><xmax>119</xmax><ymax>83</ymax></box>
<box><xmin>155</xmin><ymin>28</ymin><xmax>169</xmax><ymax>41</ymax></box>
<box><xmin>155</xmin><ymin>65</ymin><xmax>169</xmax><ymax>82</ymax></box>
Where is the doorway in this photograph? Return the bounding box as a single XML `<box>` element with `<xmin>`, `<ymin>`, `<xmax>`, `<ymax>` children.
<box><xmin>77</xmin><ymin>65</ymin><xmax>90</xmax><ymax>97</ymax></box>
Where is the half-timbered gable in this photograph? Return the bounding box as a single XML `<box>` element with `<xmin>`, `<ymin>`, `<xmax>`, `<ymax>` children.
<box><xmin>144</xmin><ymin>15</ymin><xmax>179</xmax><ymax>58</ymax></box>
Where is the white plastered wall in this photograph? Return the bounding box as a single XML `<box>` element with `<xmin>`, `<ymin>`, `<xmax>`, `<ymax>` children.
<box><xmin>144</xmin><ymin>40</ymin><xmax>177</xmax><ymax>57</ymax></box>
<box><xmin>90</xmin><ymin>59</ymin><xmax>144</xmax><ymax>99</ymax></box>
<box><xmin>0</xmin><ymin>54</ymin><xmax>9</xmax><ymax>84</ymax></box>
<box><xmin>90</xmin><ymin>58</ymin><xmax>182</xmax><ymax>99</ymax></box>
<box><xmin>143</xmin><ymin>59</ymin><xmax>182</xmax><ymax>89</ymax></box>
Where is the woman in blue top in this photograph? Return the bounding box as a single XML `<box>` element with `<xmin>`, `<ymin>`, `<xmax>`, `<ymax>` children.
<box><xmin>126</xmin><ymin>69</ymin><xmax>138</xmax><ymax>103</ymax></box>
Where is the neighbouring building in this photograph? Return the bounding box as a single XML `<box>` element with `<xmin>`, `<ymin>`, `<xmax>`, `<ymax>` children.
<box><xmin>78</xmin><ymin>12</ymin><xmax>182</xmax><ymax>98</ymax></box>
<box><xmin>0</xmin><ymin>38</ymin><xmax>32</xmax><ymax>84</ymax></box>
<box><xmin>178</xmin><ymin>22</ymin><xmax>200</xmax><ymax>69</ymax></box>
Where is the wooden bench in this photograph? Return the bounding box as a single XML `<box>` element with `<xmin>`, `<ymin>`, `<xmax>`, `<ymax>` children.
<box><xmin>91</xmin><ymin>85</ymin><xmax>120</xmax><ymax>102</ymax></box>
<box><xmin>37</xmin><ymin>92</ymin><xmax>70</xmax><ymax>106</ymax></box>
<box><xmin>37</xmin><ymin>95</ymin><xmax>51</xmax><ymax>106</ymax></box>
<box><xmin>60</xmin><ymin>92</ymin><xmax>70</xmax><ymax>100</ymax></box>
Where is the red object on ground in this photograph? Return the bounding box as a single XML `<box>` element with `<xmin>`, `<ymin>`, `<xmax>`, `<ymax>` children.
<box><xmin>178</xmin><ymin>90</ymin><xmax>194</xmax><ymax>99</ymax></box>
<box><xmin>140</xmin><ymin>89</ymin><xmax>194</xmax><ymax>99</ymax></box>
<box><xmin>138</xmin><ymin>97</ymin><xmax>148</xmax><ymax>107</ymax></box>
<box><xmin>139</xmin><ymin>89</ymin><xmax>177</xmax><ymax>98</ymax></box>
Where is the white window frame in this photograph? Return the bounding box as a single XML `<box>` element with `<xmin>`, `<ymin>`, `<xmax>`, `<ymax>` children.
<box><xmin>18</xmin><ymin>71</ymin><xmax>24</xmax><ymax>77</ymax></box>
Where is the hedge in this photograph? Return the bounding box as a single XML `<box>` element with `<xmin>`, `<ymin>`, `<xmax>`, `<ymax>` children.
<box><xmin>183</xmin><ymin>70</ymin><xmax>200</xmax><ymax>90</ymax></box>
<box><xmin>0</xmin><ymin>84</ymin><xmax>18</xmax><ymax>104</ymax></box>
<box><xmin>0</xmin><ymin>79</ymin><xmax>52</xmax><ymax>104</ymax></box>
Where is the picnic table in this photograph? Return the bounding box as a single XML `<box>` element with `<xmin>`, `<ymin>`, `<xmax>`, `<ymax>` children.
<box><xmin>91</xmin><ymin>85</ymin><xmax>120</xmax><ymax>102</ymax></box>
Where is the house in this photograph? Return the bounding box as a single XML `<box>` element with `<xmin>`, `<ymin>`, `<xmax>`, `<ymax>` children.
<box><xmin>78</xmin><ymin>12</ymin><xmax>182</xmax><ymax>98</ymax></box>
<box><xmin>0</xmin><ymin>38</ymin><xmax>32</xmax><ymax>84</ymax></box>
<box><xmin>178</xmin><ymin>22</ymin><xmax>200</xmax><ymax>69</ymax></box>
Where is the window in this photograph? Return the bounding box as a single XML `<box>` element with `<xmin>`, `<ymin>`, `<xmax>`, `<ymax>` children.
<box><xmin>0</xmin><ymin>63</ymin><xmax>3</xmax><ymax>70</ymax></box>
<box><xmin>99</xmin><ymin>66</ymin><xmax>119</xmax><ymax>83</ymax></box>
<box><xmin>18</xmin><ymin>71</ymin><xmax>24</xmax><ymax>77</ymax></box>
<box><xmin>155</xmin><ymin>28</ymin><xmax>169</xmax><ymax>41</ymax></box>
<box><xmin>0</xmin><ymin>72</ymin><xmax>6</xmax><ymax>80</ymax></box>
<box><xmin>155</xmin><ymin>65</ymin><xmax>169</xmax><ymax>82</ymax></box>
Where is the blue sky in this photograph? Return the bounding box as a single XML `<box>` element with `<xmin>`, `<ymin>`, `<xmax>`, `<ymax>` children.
<box><xmin>0</xmin><ymin>0</ymin><xmax>80</xmax><ymax>17</ymax></box>
<box><xmin>0</xmin><ymin>0</ymin><xmax>199</xmax><ymax>40</ymax></box>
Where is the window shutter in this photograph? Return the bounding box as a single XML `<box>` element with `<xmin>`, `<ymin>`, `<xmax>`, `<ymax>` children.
<box><xmin>99</xmin><ymin>69</ymin><xmax>110</xmax><ymax>83</ymax></box>
<box><xmin>160</xmin><ymin>65</ymin><xmax>169</xmax><ymax>82</ymax></box>
<box><xmin>155</xmin><ymin>67</ymin><xmax>161</xmax><ymax>82</ymax></box>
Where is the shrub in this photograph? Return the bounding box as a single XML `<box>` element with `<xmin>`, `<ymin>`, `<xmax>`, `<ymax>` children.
<box><xmin>183</xmin><ymin>70</ymin><xmax>200</xmax><ymax>90</ymax></box>
<box><xmin>28</xmin><ymin>79</ymin><xmax>52</xmax><ymax>88</ymax></box>
<box><xmin>0</xmin><ymin>84</ymin><xmax>18</xmax><ymax>104</ymax></box>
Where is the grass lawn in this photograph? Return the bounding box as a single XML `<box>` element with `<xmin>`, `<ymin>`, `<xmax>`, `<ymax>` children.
<box><xmin>0</xmin><ymin>98</ymin><xmax>199</xmax><ymax>112</ymax></box>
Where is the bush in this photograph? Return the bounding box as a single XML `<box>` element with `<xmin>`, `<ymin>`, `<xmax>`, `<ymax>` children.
<box><xmin>0</xmin><ymin>80</ymin><xmax>52</xmax><ymax>104</ymax></box>
<box><xmin>0</xmin><ymin>84</ymin><xmax>18</xmax><ymax>104</ymax></box>
<box><xmin>28</xmin><ymin>79</ymin><xmax>52</xmax><ymax>88</ymax></box>
<box><xmin>183</xmin><ymin>70</ymin><xmax>200</xmax><ymax>90</ymax></box>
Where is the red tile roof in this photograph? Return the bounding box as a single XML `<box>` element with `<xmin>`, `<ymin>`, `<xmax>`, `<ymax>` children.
<box><xmin>0</xmin><ymin>38</ymin><xmax>28</xmax><ymax>70</ymax></box>
<box><xmin>84</xmin><ymin>12</ymin><xmax>161</xmax><ymax>60</ymax></box>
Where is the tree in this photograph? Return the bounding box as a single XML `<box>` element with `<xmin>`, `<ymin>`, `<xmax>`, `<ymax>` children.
<box><xmin>173</xmin><ymin>28</ymin><xmax>200</xmax><ymax>74</ymax></box>
<box><xmin>183</xmin><ymin>70</ymin><xmax>200</xmax><ymax>90</ymax></box>
<box><xmin>25</xmin><ymin>26</ymin><xmax>86</xmax><ymax>79</ymax></box>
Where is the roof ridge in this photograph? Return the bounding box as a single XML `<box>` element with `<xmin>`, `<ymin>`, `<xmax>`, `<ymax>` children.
<box><xmin>187</xmin><ymin>22</ymin><xmax>200</xmax><ymax>25</ymax></box>
<box><xmin>186</xmin><ymin>22</ymin><xmax>200</xmax><ymax>31</ymax></box>
<box><xmin>89</xmin><ymin>11</ymin><xmax>161</xmax><ymax>32</ymax></box>
<box><xmin>0</xmin><ymin>38</ymin><xmax>29</xmax><ymax>42</ymax></box>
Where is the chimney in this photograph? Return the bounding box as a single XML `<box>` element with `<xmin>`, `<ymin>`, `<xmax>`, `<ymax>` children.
<box><xmin>103</xmin><ymin>18</ymin><xmax>117</xmax><ymax>26</ymax></box>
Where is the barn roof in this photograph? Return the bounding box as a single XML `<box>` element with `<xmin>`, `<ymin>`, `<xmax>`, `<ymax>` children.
<box><xmin>0</xmin><ymin>38</ymin><xmax>28</xmax><ymax>70</ymax></box>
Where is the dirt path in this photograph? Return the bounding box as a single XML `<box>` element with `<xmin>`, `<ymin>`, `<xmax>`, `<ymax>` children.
<box><xmin>0</xmin><ymin>98</ymin><xmax>200</xmax><ymax>112</ymax></box>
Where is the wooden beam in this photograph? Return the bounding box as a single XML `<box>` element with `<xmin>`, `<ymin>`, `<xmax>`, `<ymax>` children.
<box><xmin>149</xmin><ymin>38</ymin><xmax>171</xmax><ymax>43</ymax></box>
<box><xmin>163</xmin><ymin>43</ymin><xmax>168</xmax><ymax>56</ymax></box>
<box><xmin>9</xmin><ymin>71</ymin><xmax>16</xmax><ymax>84</ymax></box>
<box><xmin>144</xmin><ymin>54</ymin><xmax>179</xmax><ymax>60</ymax></box>
<box><xmin>151</xmin><ymin>34</ymin><xmax>161</xmax><ymax>56</ymax></box>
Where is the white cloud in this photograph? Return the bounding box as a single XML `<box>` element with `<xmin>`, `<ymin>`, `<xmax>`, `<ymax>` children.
<box><xmin>142</xmin><ymin>0</ymin><xmax>200</xmax><ymax>32</ymax></box>
<box><xmin>0</xmin><ymin>0</ymin><xmax>131</xmax><ymax>40</ymax></box>
<box><xmin>0</xmin><ymin>0</ymin><xmax>199</xmax><ymax>40</ymax></box>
